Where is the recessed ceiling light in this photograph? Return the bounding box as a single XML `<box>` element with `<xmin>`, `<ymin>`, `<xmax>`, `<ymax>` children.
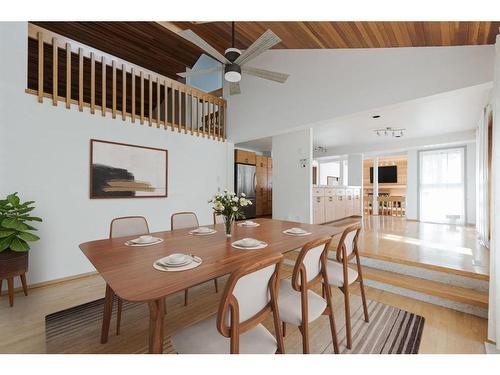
<box><xmin>372</xmin><ymin>115</ymin><xmax>381</xmax><ymax>119</ymax></box>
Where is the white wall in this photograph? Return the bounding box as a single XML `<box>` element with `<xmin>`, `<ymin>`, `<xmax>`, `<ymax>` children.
<box><xmin>347</xmin><ymin>154</ymin><xmax>363</xmax><ymax>186</ymax></box>
<box><xmin>228</xmin><ymin>46</ymin><xmax>494</xmax><ymax>143</ymax></box>
<box><xmin>272</xmin><ymin>129</ymin><xmax>313</xmax><ymax>223</ymax></box>
<box><xmin>406</xmin><ymin>150</ymin><xmax>419</xmax><ymax>220</ymax></box>
<box><xmin>0</xmin><ymin>23</ymin><xmax>233</xmax><ymax>285</ymax></box>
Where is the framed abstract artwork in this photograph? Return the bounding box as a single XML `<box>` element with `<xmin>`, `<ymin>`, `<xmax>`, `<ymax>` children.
<box><xmin>90</xmin><ymin>139</ymin><xmax>168</xmax><ymax>199</ymax></box>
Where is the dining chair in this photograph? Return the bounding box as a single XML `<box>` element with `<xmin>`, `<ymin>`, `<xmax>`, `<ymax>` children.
<box><xmin>213</xmin><ymin>212</ymin><xmax>224</xmax><ymax>225</ymax></box>
<box><xmin>171</xmin><ymin>255</ymin><xmax>284</xmax><ymax>354</ymax></box>
<box><xmin>108</xmin><ymin>216</ymin><xmax>150</xmax><ymax>337</ymax></box>
<box><xmin>170</xmin><ymin>211</ymin><xmax>218</xmax><ymax>305</ymax></box>
<box><xmin>325</xmin><ymin>223</ymin><xmax>369</xmax><ymax>349</ymax></box>
<box><xmin>171</xmin><ymin>211</ymin><xmax>199</xmax><ymax>230</ymax></box>
<box><xmin>279</xmin><ymin>237</ymin><xmax>339</xmax><ymax>354</ymax></box>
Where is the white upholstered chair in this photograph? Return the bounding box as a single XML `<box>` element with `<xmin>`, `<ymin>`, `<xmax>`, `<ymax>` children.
<box><xmin>326</xmin><ymin>223</ymin><xmax>369</xmax><ymax>349</ymax></box>
<box><xmin>172</xmin><ymin>255</ymin><xmax>284</xmax><ymax>354</ymax></box>
<box><xmin>108</xmin><ymin>216</ymin><xmax>150</xmax><ymax>336</ymax></box>
<box><xmin>170</xmin><ymin>211</ymin><xmax>218</xmax><ymax>305</ymax></box>
<box><xmin>171</xmin><ymin>211</ymin><xmax>199</xmax><ymax>230</ymax></box>
<box><xmin>279</xmin><ymin>237</ymin><xmax>339</xmax><ymax>354</ymax></box>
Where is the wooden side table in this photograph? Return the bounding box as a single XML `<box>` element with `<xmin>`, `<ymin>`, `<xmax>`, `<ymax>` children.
<box><xmin>0</xmin><ymin>251</ymin><xmax>29</xmax><ymax>307</ymax></box>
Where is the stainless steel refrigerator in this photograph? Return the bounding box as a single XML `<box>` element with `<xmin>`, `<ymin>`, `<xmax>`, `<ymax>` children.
<box><xmin>235</xmin><ymin>163</ymin><xmax>256</xmax><ymax>219</ymax></box>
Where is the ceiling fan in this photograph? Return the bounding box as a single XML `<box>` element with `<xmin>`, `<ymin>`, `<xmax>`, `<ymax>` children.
<box><xmin>176</xmin><ymin>22</ymin><xmax>290</xmax><ymax>95</ymax></box>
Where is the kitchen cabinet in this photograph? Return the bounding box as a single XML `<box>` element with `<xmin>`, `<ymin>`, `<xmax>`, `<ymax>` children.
<box><xmin>256</xmin><ymin>155</ymin><xmax>273</xmax><ymax>216</ymax></box>
<box><xmin>235</xmin><ymin>149</ymin><xmax>257</xmax><ymax>165</ymax></box>
<box><xmin>312</xmin><ymin>186</ymin><xmax>361</xmax><ymax>224</ymax></box>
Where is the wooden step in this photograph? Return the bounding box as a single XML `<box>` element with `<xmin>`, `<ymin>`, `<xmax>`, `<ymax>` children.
<box><xmin>362</xmin><ymin>266</ymin><xmax>488</xmax><ymax>309</ymax></box>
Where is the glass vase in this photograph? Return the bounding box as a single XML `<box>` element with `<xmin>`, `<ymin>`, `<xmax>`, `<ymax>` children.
<box><xmin>223</xmin><ymin>215</ymin><xmax>234</xmax><ymax>237</ymax></box>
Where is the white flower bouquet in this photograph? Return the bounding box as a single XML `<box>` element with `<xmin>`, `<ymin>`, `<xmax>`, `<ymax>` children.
<box><xmin>209</xmin><ymin>190</ymin><xmax>252</xmax><ymax>236</ymax></box>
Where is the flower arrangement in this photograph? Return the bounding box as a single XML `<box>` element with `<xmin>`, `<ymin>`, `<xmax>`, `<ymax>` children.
<box><xmin>209</xmin><ymin>190</ymin><xmax>252</xmax><ymax>237</ymax></box>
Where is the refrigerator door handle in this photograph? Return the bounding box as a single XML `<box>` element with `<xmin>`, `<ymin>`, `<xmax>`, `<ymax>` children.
<box><xmin>253</xmin><ymin>172</ymin><xmax>257</xmax><ymax>193</ymax></box>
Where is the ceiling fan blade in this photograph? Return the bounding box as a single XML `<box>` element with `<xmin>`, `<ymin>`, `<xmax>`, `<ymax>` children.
<box><xmin>242</xmin><ymin>66</ymin><xmax>289</xmax><ymax>83</ymax></box>
<box><xmin>229</xmin><ymin>82</ymin><xmax>241</xmax><ymax>95</ymax></box>
<box><xmin>177</xmin><ymin>29</ymin><xmax>230</xmax><ymax>64</ymax></box>
<box><xmin>234</xmin><ymin>29</ymin><xmax>281</xmax><ymax>66</ymax></box>
<box><xmin>177</xmin><ymin>66</ymin><xmax>222</xmax><ymax>78</ymax></box>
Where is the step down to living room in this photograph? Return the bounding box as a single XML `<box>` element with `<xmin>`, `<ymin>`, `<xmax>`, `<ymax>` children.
<box><xmin>359</xmin><ymin>256</ymin><xmax>489</xmax><ymax>318</ymax></box>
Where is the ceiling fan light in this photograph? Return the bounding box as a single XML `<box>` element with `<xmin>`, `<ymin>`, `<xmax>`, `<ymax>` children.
<box><xmin>224</xmin><ymin>47</ymin><xmax>241</xmax><ymax>62</ymax></box>
<box><xmin>224</xmin><ymin>63</ymin><xmax>241</xmax><ymax>82</ymax></box>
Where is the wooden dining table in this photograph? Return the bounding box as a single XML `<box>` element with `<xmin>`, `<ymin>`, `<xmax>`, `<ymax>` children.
<box><xmin>79</xmin><ymin>218</ymin><xmax>343</xmax><ymax>354</ymax></box>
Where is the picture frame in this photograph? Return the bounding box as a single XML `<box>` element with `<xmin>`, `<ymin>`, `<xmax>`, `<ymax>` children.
<box><xmin>89</xmin><ymin>139</ymin><xmax>168</xmax><ymax>199</ymax></box>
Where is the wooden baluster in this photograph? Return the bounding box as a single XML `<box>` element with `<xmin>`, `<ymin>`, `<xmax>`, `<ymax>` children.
<box><xmin>78</xmin><ymin>48</ymin><xmax>83</xmax><ymax>111</ymax></box>
<box><xmin>172</xmin><ymin>82</ymin><xmax>177</xmax><ymax>131</ymax></box>
<box><xmin>178</xmin><ymin>87</ymin><xmax>182</xmax><ymax>133</ymax></box>
<box><xmin>211</xmin><ymin>98</ymin><xmax>215</xmax><ymax>139</ymax></box>
<box><xmin>170</xmin><ymin>82</ymin><xmax>175</xmax><ymax>132</ymax></box>
<box><xmin>207</xmin><ymin>97</ymin><xmax>211</xmax><ymax>139</ymax></box>
<box><xmin>222</xmin><ymin>102</ymin><xmax>226</xmax><ymax>141</ymax></box>
<box><xmin>195</xmin><ymin>95</ymin><xmax>200</xmax><ymax>136</ymax></box>
<box><xmin>52</xmin><ymin>38</ymin><xmax>58</xmax><ymax>106</ymax></box>
<box><xmin>164</xmin><ymin>80</ymin><xmax>168</xmax><ymax>130</ymax></box>
<box><xmin>37</xmin><ymin>32</ymin><xmax>44</xmax><ymax>103</ymax></box>
<box><xmin>202</xmin><ymin>96</ymin><xmax>206</xmax><ymax>137</ymax></box>
<box><xmin>218</xmin><ymin>101</ymin><xmax>222</xmax><ymax>141</ymax></box>
<box><xmin>131</xmin><ymin>68</ymin><xmax>135</xmax><ymax>123</ymax></box>
<box><xmin>190</xmin><ymin>90</ymin><xmax>194</xmax><ymax>135</ymax></box>
<box><xmin>148</xmin><ymin>74</ymin><xmax>153</xmax><ymax>126</ymax></box>
<box><xmin>112</xmin><ymin>61</ymin><xmax>116</xmax><ymax>118</ymax></box>
<box><xmin>184</xmin><ymin>89</ymin><xmax>188</xmax><ymax>134</ymax></box>
<box><xmin>90</xmin><ymin>52</ymin><xmax>95</xmax><ymax>114</ymax></box>
<box><xmin>156</xmin><ymin>77</ymin><xmax>161</xmax><ymax>128</ymax></box>
<box><xmin>140</xmin><ymin>71</ymin><xmax>144</xmax><ymax>124</ymax></box>
<box><xmin>66</xmin><ymin>43</ymin><xmax>71</xmax><ymax>109</ymax></box>
<box><xmin>122</xmin><ymin>64</ymin><xmax>126</xmax><ymax>120</ymax></box>
<box><xmin>101</xmin><ymin>56</ymin><xmax>106</xmax><ymax>116</ymax></box>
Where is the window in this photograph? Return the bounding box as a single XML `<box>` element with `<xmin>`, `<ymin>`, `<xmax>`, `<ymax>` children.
<box><xmin>419</xmin><ymin>148</ymin><xmax>465</xmax><ymax>224</ymax></box>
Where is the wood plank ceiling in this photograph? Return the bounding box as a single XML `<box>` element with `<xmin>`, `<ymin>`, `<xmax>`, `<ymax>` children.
<box><xmin>32</xmin><ymin>21</ymin><xmax>500</xmax><ymax>81</ymax></box>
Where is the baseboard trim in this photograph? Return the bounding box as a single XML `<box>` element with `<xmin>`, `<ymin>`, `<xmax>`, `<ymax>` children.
<box><xmin>0</xmin><ymin>271</ymin><xmax>98</xmax><ymax>296</ymax></box>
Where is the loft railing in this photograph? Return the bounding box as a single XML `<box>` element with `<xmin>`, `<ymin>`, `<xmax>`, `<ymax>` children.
<box><xmin>26</xmin><ymin>23</ymin><xmax>227</xmax><ymax>141</ymax></box>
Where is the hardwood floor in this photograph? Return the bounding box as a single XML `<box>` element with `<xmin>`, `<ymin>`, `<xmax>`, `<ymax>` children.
<box><xmin>0</xmin><ymin>269</ymin><xmax>487</xmax><ymax>354</ymax></box>
<box><xmin>328</xmin><ymin>216</ymin><xmax>489</xmax><ymax>279</ymax></box>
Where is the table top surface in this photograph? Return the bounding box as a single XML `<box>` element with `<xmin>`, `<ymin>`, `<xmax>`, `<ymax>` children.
<box><xmin>79</xmin><ymin>218</ymin><xmax>343</xmax><ymax>302</ymax></box>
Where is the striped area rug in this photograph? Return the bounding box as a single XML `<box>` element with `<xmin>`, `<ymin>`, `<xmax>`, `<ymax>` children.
<box><xmin>45</xmin><ymin>291</ymin><xmax>424</xmax><ymax>354</ymax></box>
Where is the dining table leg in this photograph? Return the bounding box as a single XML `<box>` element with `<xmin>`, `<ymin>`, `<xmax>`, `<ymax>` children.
<box><xmin>148</xmin><ymin>298</ymin><xmax>166</xmax><ymax>354</ymax></box>
<box><xmin>100</xmin><ymin>283</ymin><xmax>115</xmax><ymax>344</ymax></box>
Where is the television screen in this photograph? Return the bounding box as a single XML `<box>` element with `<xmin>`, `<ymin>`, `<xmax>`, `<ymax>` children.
<box><xmin>370</xmin><ymin>166</ymin><xmax>397</xmax><ymax>183</ymax></box>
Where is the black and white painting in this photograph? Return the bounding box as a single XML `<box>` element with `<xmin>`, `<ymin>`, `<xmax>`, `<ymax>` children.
<box><xmin>90</xmin><ymin>139</ymin><xmax>168</xmax><ymax>198</ymax></box>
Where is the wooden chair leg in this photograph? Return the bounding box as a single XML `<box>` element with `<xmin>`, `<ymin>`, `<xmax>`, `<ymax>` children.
<box><xmin>20</xmin><ymin>273</ymin><xmax>28</xmax><ymax>296</ymax></box>
<box><xmin>101</xmin><ymin>283</ymin><xmax>114</xmax><ymax>344</ymax></box>
<box><xmin>325</xmin><ymin>285</ymin><xmax>339</xmax><ymax>354</ymax></box>
<box><xmin>282</xmin><ymin>322</ymin><xmax>286</xmax><ymax>337</ymax></box>
<box><xmin>343</xmin><ymin>285</ymin><xmax>353</xmax><ymax>349</ymax></box>
<box><xmin>328</xmin><ymin>311</ymin><xmax>340</xmax><ymax>354</ymax></box>
<box><xmin>184</xmin><ymin>288</ymin><xmax>189</xmax><ymax>306</ymax></box>
<box><xmin>299</xmin><ymin>324</ymin><xmax>310</xmax><ymax>354</ymax></box>
<box><xmin>116</xmin><ymin>297</ymin><xmax>123</xmax><ymax>335</ymax></box>
<box><xmin>213</xmin><ymin>278</ymin><xmax>219</xmax><ymax>293</ymax></box>
<box><xmin>359</xmin><ymin>279</ymin><xmax>370</xmax><ymax>323</ymax></box>
<box><xmin>7</xmin><ymin>277</ymin><xmax>14</xmax><ymax>307</ymax></box>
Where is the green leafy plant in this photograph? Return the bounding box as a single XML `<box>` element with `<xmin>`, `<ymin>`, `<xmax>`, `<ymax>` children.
<box><xmin>0</xmin><ymin>193</ymin><xmax>42</xmax><ymax>252</ymax></box>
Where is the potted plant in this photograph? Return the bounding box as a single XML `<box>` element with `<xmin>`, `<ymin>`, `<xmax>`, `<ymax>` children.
<box><xmin>209</xmin><ymin>190</ymin><xmax>251</xmax><ymax>237</ymax></box>
<box><xmin>0</xmin><ymin>193</ymin><xmax>42</xmax><ymax>303</ymax></box>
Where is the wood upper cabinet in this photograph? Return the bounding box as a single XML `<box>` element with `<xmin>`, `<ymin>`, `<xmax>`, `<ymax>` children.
<box><xmin>235</xmin><ymin>149</ymin><xmax>256</xmax><ymax>165</ymax></box>
<box><xmin>266</xmin><ymin>157</ymin><xmax>272</xmax><ymax>215</ymax></box>
<box><xmin>255</xmin><ymin>156</ymin><xmax>268</xmax><ymax>216</ymax></box>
